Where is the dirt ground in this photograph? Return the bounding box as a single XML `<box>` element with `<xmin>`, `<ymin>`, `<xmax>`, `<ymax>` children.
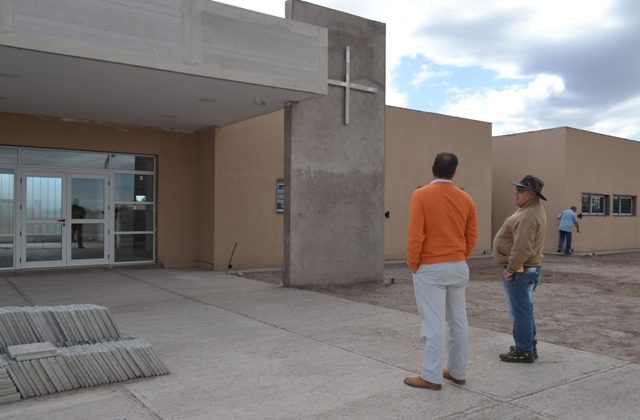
<box><xmin>239</xmin><ymin>252</ymin><xmax>640</xmax><ymax>364</ymax></box>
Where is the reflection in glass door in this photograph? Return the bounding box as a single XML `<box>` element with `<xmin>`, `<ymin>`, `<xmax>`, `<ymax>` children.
<box><xmin>22</xmin><ymin>174</ymin><xmax>65</xmax><ymax>267</ymax></box>
<box><xmin>20</xmin><ymin>172</ymin><xmax>109</xmax><ymax>268</ymax></box>
<box><xmin>69</xmin><ymin>175</ymin><xmax>108</xmax><ymax>266</ymax></box>
<box><xmin>0</xmin><ymin>169</ymin><xmax>15</xmax><ymax>268</ymax></box>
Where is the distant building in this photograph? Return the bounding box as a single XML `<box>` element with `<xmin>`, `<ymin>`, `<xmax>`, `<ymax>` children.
<box><xmin>493</xmin><ymin>127</ymin><xmax>640</xmax><ymax>253</ymax></box>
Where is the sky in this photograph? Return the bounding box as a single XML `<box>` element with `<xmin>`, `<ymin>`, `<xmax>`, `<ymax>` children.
<box><xmin>218</xmin><ymin>0</ymin><xmax>640</xmax><ymax>141</ymax></box>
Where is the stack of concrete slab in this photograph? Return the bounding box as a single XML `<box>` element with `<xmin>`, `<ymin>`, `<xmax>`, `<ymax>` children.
<box><xmin>0</xmin><ymin>305</ymin><xmax>121</xmax><ymax>351</ymax></box>
<box><xmin>0</xmin><ymin>358</ymin><xmax>21</xmax><ymax>404</ymax></box>
<box><xmin>0</xmin><ymin>305</ymin><xmax>168</xmax><ymax>404</ymax></box>
<box><xmin>1</xmin><ymin>339</ymin><xmax>168</xmax><ymax>398</ymax></box>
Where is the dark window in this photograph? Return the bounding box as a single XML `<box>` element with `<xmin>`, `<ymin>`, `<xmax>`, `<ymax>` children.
<box><xmin>613</xmin><ymin>195</ymin><xmax>635</xmax><ymax>216</ymax></box>
<box><xmin>275</xmin><ymin>179</ymin><xmax>284</xmax><ymax>214</ymax></box>
<box><xmin>581</xmin><ymin>193</ymin><xmax>609</xmax><ymax>216</ymax></box>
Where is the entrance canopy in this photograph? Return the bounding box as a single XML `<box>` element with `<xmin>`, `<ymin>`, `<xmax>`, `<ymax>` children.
<box><xmin>0</xmin><ymin>0</ymin><xmax>328</xmax><ymax>130</ymax></box>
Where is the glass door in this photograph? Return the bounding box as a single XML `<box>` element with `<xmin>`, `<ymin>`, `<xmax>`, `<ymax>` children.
<box><xmin>21</xmin><ymin>172</ymin><xmax>66</xmax><ymax>268</ymax></box>
<box><xmin>20</xmin><ymin>171</ymin><xmax>110</xmax><ymax>268</ymax></box>
<box><xmin>0</xmin><ymin>169</ymin><xmax>16</xmax><ymax>268</ymax></box>
<box><xmin>68</xmin><ymin>174</ymin><xmax>109</xmax><ymax>266</ymax></box>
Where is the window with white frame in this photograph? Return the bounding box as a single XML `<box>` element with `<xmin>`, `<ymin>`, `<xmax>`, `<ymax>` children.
<box><xmin>581</xmin><ymin>193</ymin><xmax>609</xmax><ymax>216</ymax></box>
<box><xmin>612</xmin><ymin>195</ymin><xmax>635</xmax><ymax>216</ymax></box>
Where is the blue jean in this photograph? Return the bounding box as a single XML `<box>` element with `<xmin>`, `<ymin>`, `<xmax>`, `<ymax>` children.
<box><xmin>558</xmin><ymin>230</ymin><xmax>572</xmax><ymax>253</ymax></box>
<box><xmin>502</xmin><ymin>268</ymin><xmax>541</xmax><ymax>353</ymax></box>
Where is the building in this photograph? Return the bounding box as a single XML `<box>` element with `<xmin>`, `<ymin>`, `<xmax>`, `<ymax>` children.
<box><xmin>0</xmin><ymin>0</ymin><xmax>329</xmax><ymax>272</ymax></box>
<box><xmin>492</xmin><ymin>127</ymin><xmax>640</xmax><ymax>253</ymax></box>
<box><xmin>212</xmin><ymin>106</ymin><xmax>493</xmax><ymax>270</ymax></box>
<box><xmin>1</xmin><ymin>0</ymin><xmax>391</xmax><ymax>285</ymax></box>
<box><xmin>3</xmin><ymin>1</ymin><xmax>635</xmax><ymax>277</ymax></box>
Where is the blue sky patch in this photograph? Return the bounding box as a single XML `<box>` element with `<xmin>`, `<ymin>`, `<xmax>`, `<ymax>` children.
<box><xmin>393</xmin><ymin>55</ymin><xmax>521</xmax><ymax>112</ymax></box>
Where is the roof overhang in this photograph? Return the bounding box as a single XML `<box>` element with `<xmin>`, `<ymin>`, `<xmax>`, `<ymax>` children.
<box><xmin>0</xmin><ymin>0</ymin><xmax>328</xmax><ymax>131</ymax></box>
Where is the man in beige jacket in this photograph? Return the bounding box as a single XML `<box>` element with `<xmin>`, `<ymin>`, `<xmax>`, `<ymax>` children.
<box><xmin>493</xmin><ymin>175</ymin><xmax>547</xmax><ymax>363</ymax></box>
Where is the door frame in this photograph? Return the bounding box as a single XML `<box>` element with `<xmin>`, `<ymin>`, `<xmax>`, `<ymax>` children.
<box><xmin>67</xmin><ymin>173</ymin><xmax>111</xmax><ymax>267</ymax></box>
<box><xmin>17</xmin><ymin>169</ymin><xmax>112</xmax><ymax>269</ymax></box>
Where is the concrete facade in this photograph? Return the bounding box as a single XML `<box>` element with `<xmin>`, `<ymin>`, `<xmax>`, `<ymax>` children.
<box><xmin>0</xmin><ymin>0</ymin><xmax>327</xmax><ymax>129</ymax></box>
<box><xmin>284</xmin><ymin>1</ymin><xmax>386</xmax><ymax>286</ymax></box>
<box><xmin>493</xmin><ymin>127</ymin><xmax>640</xmax><ymax>253</ymax></box>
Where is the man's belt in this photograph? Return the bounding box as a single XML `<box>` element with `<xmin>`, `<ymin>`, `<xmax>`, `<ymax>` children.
<box><xmin>505</xmin><ymin>266</ymin><xmax>540</xmax><ymax>273</ymax></box>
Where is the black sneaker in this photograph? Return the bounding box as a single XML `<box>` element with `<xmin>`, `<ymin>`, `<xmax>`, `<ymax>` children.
<box><xmin>510</xmin><ymin>345</ymin><xmax>538</xmax><ymax>359</ymax></box>
<box><xmin>500</xmin><ymin>349</ymin><xmax>534</xmax><ymax>363</ymax></box>
<box><xmin>557</xmin><ymin>248</ymin><xmax>562</xmax><ymax>253</ymax></box>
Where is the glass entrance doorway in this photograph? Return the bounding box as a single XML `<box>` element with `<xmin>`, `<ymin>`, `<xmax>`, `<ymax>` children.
<box><xmin>20</xmin><ymin>171</ymin><xmax>109</xmax><ymax>268</ymax></box>
<box><xmin>0</xmin><ymin>146</ymin><xmax>156</xmax><ymax>270</ymax></box>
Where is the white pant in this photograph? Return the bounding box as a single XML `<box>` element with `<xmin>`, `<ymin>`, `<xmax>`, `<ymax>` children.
<box><xmin>412</xmin><ymin>261</ymin><xmax>469</xmax><ymax>383</ymax></box>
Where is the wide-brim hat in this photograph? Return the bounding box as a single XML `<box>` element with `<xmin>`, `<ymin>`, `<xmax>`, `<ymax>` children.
<box><xmin>511</xmin><ymin>175</ymin><xmax>547</xmax><ymax>201</ymax></box>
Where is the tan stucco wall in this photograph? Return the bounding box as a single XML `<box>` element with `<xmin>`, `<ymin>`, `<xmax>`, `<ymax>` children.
<box><xmin>492</xmin><ymin>129</ymin><xmax>567</xmax><ymax>252</ymax></box>
<box><xmin>565</xmin><ymin>128</ymin><xmax>640</xmax><ymax>251</ymax></box>
<box><xmin>195</xmin><ymin>128</ymin><xmax>216</xmax><ymax>267</ymax></box>
<box><xmin>384</xmin><ymin>107</ymin><xmax>493</xmax><ymax>260</ymax></box>
<box><xmin>213</xmin><ymin>111</ymin><xmax>284</xmax><ymax>270</ymax></box>
<box><xmin>0</xmin><ymin>112</ymin><xmax>200</xmax><ymax>267</ymax></box>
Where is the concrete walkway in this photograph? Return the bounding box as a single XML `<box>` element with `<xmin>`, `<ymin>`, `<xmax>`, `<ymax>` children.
<box><xmin>0</xmin><ymin>268</ymin><xmax>637</xmax><ymax>419</ymax></box>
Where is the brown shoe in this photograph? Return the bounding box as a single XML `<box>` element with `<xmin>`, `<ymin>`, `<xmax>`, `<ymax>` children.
<box><xmin>403</xmin><ymin>376</ymin><xmax>442</xmax><ymax>390</ymax></box>
<box><xmin>443</xmin><ymin>369</ymin><xmax>466</xmax><ymax>385</ymax></box>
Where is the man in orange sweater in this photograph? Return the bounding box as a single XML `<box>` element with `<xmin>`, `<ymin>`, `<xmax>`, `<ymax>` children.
<box><xmin>404</xmin><ymin>152</ymin><xmax>478</xmax><ymax>390</ymax></box>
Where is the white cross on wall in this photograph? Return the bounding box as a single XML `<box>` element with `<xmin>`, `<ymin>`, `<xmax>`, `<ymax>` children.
<box><xmin>328</xmin><ymin>46</ymin><xmax>378</xmax><ymax>125</ymax></box>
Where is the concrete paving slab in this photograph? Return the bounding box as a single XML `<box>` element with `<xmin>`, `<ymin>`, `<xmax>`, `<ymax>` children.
<box><xmin>515</xmin><ymin>364</ymin><xmax>640</xmax><ymax>419</ymax></box>
<box><xmin>116</xmin><ymin>268</ymin><xmax>276</xmax><ymax>296</ymax></box>
<box><xmin>121</xmin><ymin>304</ymin><xmax>493</xmax><ymax>419</ymax></box>
<box><xmin>136</xmin><ymin>271</ymin><xmax>625</xmax><ymax>402</ymax></box>
<box><xmin>8</xmin><ymin>271</ymin><xmax>179</xmax><ymax>309</ymax></box>
<box><xmin>0</xmin><ymin>280</ymin><xmax>29</xmax><ymax>306</ymax></box>
<box><xmin>446</xmin><ymin>402</ymin><xmax>554</xmax><ymax>419</ymax></box>
<box><xmin>1</xmin><ymin>268</ymin><xmax>639</xmax><ymax>419</ymax></box>
<box><xmin>0</xmin><ymin>385</ymin><xmax>158</xmax><ymax>419</ymax></box>
<box><xmin>462</xmin><ymin>329</ymin><xmax>625</xmax><ymax>400</ymax></box>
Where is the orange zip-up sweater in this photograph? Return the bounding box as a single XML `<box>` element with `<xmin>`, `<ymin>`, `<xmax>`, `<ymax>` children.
<box><xmin>406</xmin><ymin>180</ymin><xmax>478</xmax><ymax>272</ymax></box>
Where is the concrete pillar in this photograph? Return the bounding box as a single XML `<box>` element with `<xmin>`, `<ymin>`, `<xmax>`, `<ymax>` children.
<box><xmin>284</xmin><ymin>1</ymin><xmax>385</xmax><ymax>286</ymax></box>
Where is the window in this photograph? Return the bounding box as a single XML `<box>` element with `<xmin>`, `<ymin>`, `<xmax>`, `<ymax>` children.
<box><xmin>113</xmin><ymin>165</ymin><xmax>156</xmax><ymax>263</ymax></box>
<box><xmin>612</xmin><ymin>195</ymin><xmax>636</xmax><ymax>216</ymax></box>
<box><xmin>275</xmin><ymin>179</ymin><xmax>284</xmax><ymax>214</ymax></box>
<box><xmin>581</xmin><ymin>193</ymin><xmax>609</xmax><ymax>216</ymax></box>
<box><xmin>21</xmin><ymin>148</ymin><xmax>108</xmax><ymax>169</ymax></box>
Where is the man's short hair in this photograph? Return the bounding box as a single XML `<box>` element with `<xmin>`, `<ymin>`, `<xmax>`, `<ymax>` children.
<box><xmin>432</xmin><ymin>152</ymin><xmax>458</xmax><ymax>179</ymax></box>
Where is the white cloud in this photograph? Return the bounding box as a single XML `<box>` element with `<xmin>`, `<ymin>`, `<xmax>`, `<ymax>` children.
<box><xmin>410</xmin><ymin>64</ymin><xmax>452</xmax><ymax>87</ymax></box>
<box><xmin>216</xmin><ymin>1</ymin><xmax>639</xmax><ymax>140</ymax></box>
<box><xmin>440</xmin><ymin>74</ymin><xmax>565</xmax><ymax>134</ymax></box>
<box><xmin>385</xmin><ymin>82</ymin><xmax>408</xmax><ymax>108</ymax></box>
<box><xmin>587</xmin><ymin>96</ymin><xmax>640</xmax><ymax>140</ymax></box>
